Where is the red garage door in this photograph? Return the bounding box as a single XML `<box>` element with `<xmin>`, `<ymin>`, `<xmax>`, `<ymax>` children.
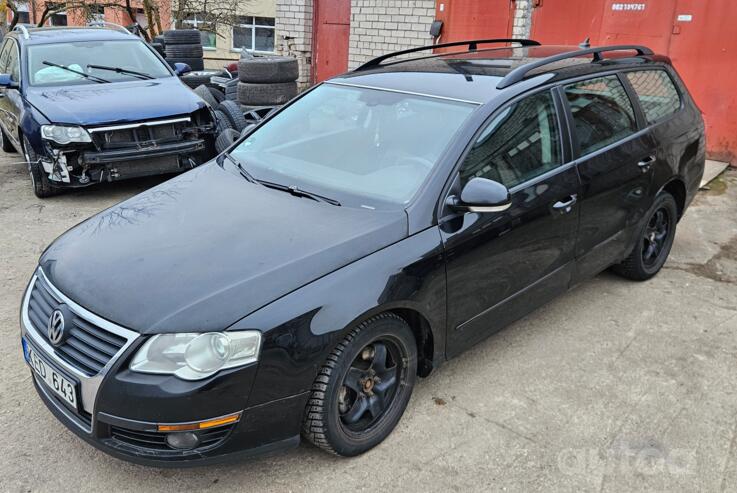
<box><xmin>530</xmin><ymin>0</ymin><xmax>737</xmax><ymax>162</ymax></box>
<box><xmin>312</xmin><ymin>0</ymin><xmax>351</xmax><ymax>82</ymax></box>
<box><xmin>435</xmin><ymin>0</ymin><xmax>514</xmax><ymax>44</ymax></box>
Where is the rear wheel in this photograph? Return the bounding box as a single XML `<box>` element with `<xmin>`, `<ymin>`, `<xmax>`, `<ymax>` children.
<box><xmin>611</xmin><ymin>192</ymin><xmax>677</xmax><ymax>281</ymax></box>
<box><xmin>302</xmin><ymin>313</ymin><xmax>417</xmax><ymax>456</ymax></box>
<box><xmin>23</xmin><ymin>135</ymin><xmax>58</xmax><ymax>198</ymax></box>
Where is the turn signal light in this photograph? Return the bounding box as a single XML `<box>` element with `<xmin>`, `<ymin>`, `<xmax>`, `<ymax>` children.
<box><xmin>157</xmin><ymin>412</ymin><xmax>242</xmax><ymax>432</ymax></box>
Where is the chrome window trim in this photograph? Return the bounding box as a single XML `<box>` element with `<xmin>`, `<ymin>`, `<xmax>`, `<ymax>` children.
<box><xmin>20</xmin><ymin>269</ymin><xmax>140</xmax><ymax>431</ymax></box>
<box><xmin>325</xmin><ymin>81</ymin><xmax>483</xmax><ymax>105</ymax></box>
<box><xmin>88</xmin><ymin>117</ymin><xmax>191</xmax><ymax>133</ymax></box>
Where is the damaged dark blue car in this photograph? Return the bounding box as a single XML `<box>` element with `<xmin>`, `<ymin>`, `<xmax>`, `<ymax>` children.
<box><xmin>0</xmin><ymin>24</ymin><xmax>215</xmax><ymax>197</ymax></box>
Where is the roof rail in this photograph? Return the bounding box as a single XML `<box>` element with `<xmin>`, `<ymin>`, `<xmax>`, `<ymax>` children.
<box><xmin>355</xmin><ymin>38</ymin><xmax>541</xmax><ymax>71</ymax></box>
<box><xmin>496</xmin><ymin>44</ymin><xmax>654</xmax><ymax>89</ymax></box>
<box><xmin>87</xmin><ymin>21</ymin><xmax>132</xmax><ymax>35</ymax></box>
<box><xmin>13</xmin><ymin>25</ymin><xmax>30</xmax><ymax>40</ymax></box>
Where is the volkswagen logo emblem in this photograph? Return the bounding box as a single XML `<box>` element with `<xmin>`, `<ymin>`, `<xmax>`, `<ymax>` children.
<box><xmin>47</xmin><ymin>307</ymin><xmax>68</xmax><ymax>347</ymax></box>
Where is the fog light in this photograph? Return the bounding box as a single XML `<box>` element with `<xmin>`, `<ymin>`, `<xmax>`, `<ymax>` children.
<box><xmin>165</xmin><ymin>431</ymin><xmax>200</xmax><ymax>450</ymax></box>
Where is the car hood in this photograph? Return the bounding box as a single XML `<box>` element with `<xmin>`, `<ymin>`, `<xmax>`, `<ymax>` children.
<box><xmin>25</xmin><ymin>77</ymin><xmax>205</xmax><ymax>126</ymax></box>
<box><xmin>40</xmin><ymin>163</ymin><xmax>407</xmax><ymax>334</ymax></box>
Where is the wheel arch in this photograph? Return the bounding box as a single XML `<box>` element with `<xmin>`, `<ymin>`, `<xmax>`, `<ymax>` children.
<box><xmin>660</xmin><ymin>177</ymin><xmax>687</xmax><ymax>219</ymax></box>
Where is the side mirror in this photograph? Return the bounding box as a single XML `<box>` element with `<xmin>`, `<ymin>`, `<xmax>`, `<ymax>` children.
<box><xmin>0</xmin><ymin>74</ymin><xmax>17</xmax><ymax>89</ymax></box>
<box><xmin>446</xmin><ymin>177</ymin><xmax>512</xmax><ymax>213</ymax></box>
<box><xmin>172</xmin><ymin>62</ymin><xmax>192</xmax><ymax>76</ymax></box>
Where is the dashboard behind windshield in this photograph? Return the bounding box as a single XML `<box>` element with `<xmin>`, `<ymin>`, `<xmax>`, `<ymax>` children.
<box><xmin>230</xmin><ymin>83</ymin><xmax>476</xmax><ymax>207</ymax></box>
<box><xmin>27</xmin><ymin>40</ymin><xmax>171</xmax><ymax>86</ymax></box>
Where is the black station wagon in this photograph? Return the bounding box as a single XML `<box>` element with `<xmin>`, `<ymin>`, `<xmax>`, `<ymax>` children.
<box><xmin>19</xmin><ymin>39</ymin><xmax>704</xmax><ymax>466</ymax></box>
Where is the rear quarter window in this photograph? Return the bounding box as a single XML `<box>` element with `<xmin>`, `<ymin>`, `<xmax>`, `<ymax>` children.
<box><xmin>625</xmin><ymin>70</ymin><xmax>682</xmax><ymax>124</ymax></box>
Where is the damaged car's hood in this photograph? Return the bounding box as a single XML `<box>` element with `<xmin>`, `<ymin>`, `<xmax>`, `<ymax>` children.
<box><xmin>25</xmin><ymin>76</ymin><xmax>206</xmax><ymax>126</ymax></box>
<box><xmin>40</xmin><ymin>163</ymin><xmax>408</xmax><ymax>334</ymax></box>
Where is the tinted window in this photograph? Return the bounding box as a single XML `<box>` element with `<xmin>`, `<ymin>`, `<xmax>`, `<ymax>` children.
<box><xmin>459</xmin><ymin>91</ymin><xmax>561</xmax><ymax>189</ymax></box>
<box><xmin>565</xmin><ymin>75</ymin><xmax>637</xmax><ymax>156</ymax></box>
<box><xmin>626</xmin><ymin>70</ymin><xmax>681</xmax><ymax>123</ymax></box>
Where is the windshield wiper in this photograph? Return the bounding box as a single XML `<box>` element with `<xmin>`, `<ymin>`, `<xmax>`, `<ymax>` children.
<box><xmin>42</xmin><ymin>61</ymin><xmax>109</xmax><ymax>83</ymax></box>
<box><xmin>219</xmin><ymin>151</ymin><xmax>258</xmax><ymax>184</ymax></box>
<box><xmin>87</xmin><ymin>64</ymin><xmax>154</xmax><ymax>80</ymax></box>
<box><xmin>260</xmin><ymin>180</ymin><xmax>341</xmax><ymax>206</ymax></box>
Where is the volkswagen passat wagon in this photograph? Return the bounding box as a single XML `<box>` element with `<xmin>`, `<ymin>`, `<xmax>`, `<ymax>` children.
<box><xmin>20</xmin><ymin>39</ymin><xmax>705</xmax><ymax>466</ymax></box>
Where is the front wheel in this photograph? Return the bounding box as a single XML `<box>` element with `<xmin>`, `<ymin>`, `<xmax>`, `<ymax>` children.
<box><xmin>612</xmin><ymin>192</ymin><xmax>678</xmax><ymax>281</ymax></box>
<box><xmin>23</xmin><ymin>135</ymin><xmax>58</xmax><ymax>198</ymax></box>
<box><xmin>302</xmin><ymin>313</ymin><xmax>417</xmax><ymax>456</ymax></box>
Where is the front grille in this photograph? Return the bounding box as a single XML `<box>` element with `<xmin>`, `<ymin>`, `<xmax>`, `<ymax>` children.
<box><xmin>27</xmin><ymin>276</ymin><xmax>127</xmax><ymax>376</ymax></box>
<box><xmin>110</xmin><ymin>424</ymin><xmax>234</xmax><ymax>452</ymax></box>
<box><xmin>89</xmin><ymin>117</ymin><xmax>192</xmax><ymax>152</ymax></box>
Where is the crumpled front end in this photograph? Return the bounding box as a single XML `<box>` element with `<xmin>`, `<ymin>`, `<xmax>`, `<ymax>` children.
<box><xmin>38</xmin><ymin>107</ymin><xmax>216</xmax><ymax>187</ymax></box>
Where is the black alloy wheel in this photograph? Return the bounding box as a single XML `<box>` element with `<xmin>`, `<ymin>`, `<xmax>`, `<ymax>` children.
<box><xmin>642</xmin><ymin>207</ymin><xmax>670</xmax><ymax>268</ymax></box>
<box><xmin>612</xmin><ymin>192</ymin><xmax>677</xmax><ymax>281</ymax></box>
<box><xmin>302</xmin><ymin>313</ymin><xmax>417</xmax><ymax>456</ymax></box>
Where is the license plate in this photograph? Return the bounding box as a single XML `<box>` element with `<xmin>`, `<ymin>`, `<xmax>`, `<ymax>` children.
<box><xmin>26</xmin><ymin>344</ymin><xmax>78</xmax><ymax>409</ymax></box>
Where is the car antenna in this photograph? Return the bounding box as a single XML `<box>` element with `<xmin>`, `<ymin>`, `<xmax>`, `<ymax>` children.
<box><xmin>579</xmin><ymin>37</ymin><xmax>591</xmax><ymax>49</ymax></box>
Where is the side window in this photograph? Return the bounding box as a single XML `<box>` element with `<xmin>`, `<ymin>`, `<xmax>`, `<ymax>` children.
<box><xmin>564</xmin><ymin>75</ymin><xmax>637</xmax><ymax>156</ymax></box>
<box><xmin>6</xmin><ymin>42</ymin><xmax>20</xmax><ymax>82</ymax></box>
<box><xmin>459</xmin><ymin>91</ymin><xmax>562</xmax><ymax>189</ymax></box>
<box><xmin>625</xmin><ymin>70</ymin><xmax>681</xmax><ymax>124</ymax></box>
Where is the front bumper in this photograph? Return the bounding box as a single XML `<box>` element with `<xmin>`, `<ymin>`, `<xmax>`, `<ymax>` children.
<box><xmin>20</xmin><ymin>270</ymin><xmax>309</xmax><ymax>467</ymax></box>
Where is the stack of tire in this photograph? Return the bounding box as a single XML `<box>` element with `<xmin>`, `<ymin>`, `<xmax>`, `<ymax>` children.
<box><xmin>237</xmin><ymin>54</ymin><xmax>298</xmax><ymax>110</ymax></box>
<box><xmin>163</xmin><ymin>29</ymin><xmax>204</xmax><ymax>71</ymax></box>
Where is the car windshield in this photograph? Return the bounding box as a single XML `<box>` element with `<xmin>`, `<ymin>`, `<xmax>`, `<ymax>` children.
<box><xmin>229</xmin><ymin>83</ymin><xmax>476</xmax><ymax>207</ymax></box>
<box><xmin>27</xmin><ymin>40</ymin><xmax>171</xmax><ymax>86</ymax></box>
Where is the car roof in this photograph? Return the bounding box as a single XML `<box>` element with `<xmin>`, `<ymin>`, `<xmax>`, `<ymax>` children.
<box><xmin>330</xmin><ymin>45</ymin><xmax>669</xmax><ymax>105</ymax></box>
<box><xmin>8</xmin><ymin>27</ymin><xmax>138</xmax><ymax>46</ymax></box>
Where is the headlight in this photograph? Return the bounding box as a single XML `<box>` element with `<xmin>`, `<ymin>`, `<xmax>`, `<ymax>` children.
<box><xmin>41</xmin><ymin>125</ymin><xmax>92</xmax><ymax>144</ymax></box>
<box><xmin>129</xmin><ymin>331</ymin><xmax>261</xmax><ymax>381</ymax></box>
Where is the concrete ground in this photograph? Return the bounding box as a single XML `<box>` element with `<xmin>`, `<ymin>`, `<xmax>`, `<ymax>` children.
<box><xmin>0</xmin><ymin>153</ymin><xmax>736</xmax><ymax>493</ymax></box>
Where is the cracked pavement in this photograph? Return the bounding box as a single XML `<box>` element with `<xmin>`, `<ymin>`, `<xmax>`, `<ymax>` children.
<box><xmin>1</xmin><ymin>155</ymin><xmax>736</xmax><ymax>492</ymax></box>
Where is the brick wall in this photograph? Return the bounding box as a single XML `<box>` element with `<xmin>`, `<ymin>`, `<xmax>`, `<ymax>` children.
<box><xmin>348</xmin><ymin>0</ymin><xmax>436</xmax><ymax>70</ymax></box>
<box><xmin>512</xmin><ymin>0</ymin><xmax>533</xmax><ymax>39</ymax></box>
<box><xmin>275</xmin><ymin>0</ymin><xmax>313</xmax><ymax>88</ymax></box>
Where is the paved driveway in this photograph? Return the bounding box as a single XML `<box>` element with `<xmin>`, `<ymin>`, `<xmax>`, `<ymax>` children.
<box><xmin>1</xmin><ymin>154</ymin><xmax>735</xmax><ymax>492</ymax></box>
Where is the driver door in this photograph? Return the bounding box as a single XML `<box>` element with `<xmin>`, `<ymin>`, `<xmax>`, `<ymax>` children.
<box><xmin>441</xmin><ymin>88</ymin><xmax>581</xmax><ymax>357</ymax></box>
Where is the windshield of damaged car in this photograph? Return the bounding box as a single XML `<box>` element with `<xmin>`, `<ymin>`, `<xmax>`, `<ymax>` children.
<box><xmin>27</xmin><ymin>40</ymin><xmax>171</xmax><ymax>86</ymax></box>
<box><xmin>229</xmin><ymin>84</ymin><xmax>476</xmax><ymax>206</ymax></box>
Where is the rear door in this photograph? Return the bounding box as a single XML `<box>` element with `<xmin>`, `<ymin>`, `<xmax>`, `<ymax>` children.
<box><xmin>562</xmin><ymin>73</ymin><xmax>656</xmax><ymax>283</ymax></box>
<box><xmin>442</xmin><ymin>88</ymin><xmax>580</xmax><ymax>357</ymax></box>
<box><xmin>0</xmin><ymin>39</ymin><xmax>23</xmax><ymax>148</ymax></box>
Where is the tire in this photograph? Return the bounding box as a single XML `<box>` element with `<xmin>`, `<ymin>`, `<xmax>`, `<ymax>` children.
<box><xmin>224</xmin><ymin>79</ymin><xmax>238</xmax><ymax>100</ymax></box>
<box><xmin>215</xmin><ymin>128</ymin><xmax>240</xmax><ymax>154</ymax></box>
<box><xmin>180</xmin><ymin>70</ymin><xmax>222</xmax><ymax>88</ymax></box>
<box><xmin>209</xmin><ymin>87</ymin><xmax>225</xmax><ymax>103</ymax></box>
<box><xmin>1</xmin><ymin>127</ymin><xmax>16</xmax><ymax>152</ymax></box>
<box><xmin>194</xmin><ymin>84</ymin><xmax>218</xmax><ymax>108</ymax></box>
<box><xmin>153</xmin><ymin>35</ymin><xmax>166</xmax><ymax>46</ymax></box>
<box><xmin>611</xmin><ymin>192</ymin><xmax>678</xmax><ymax>281</ymax></box>
<box><xmin>213</xmin><ymin>110</ymin><xmax>233</xmax><ymax>134</ymax></box>
<box><xmin>168</xmin><ymin>57</ymin><xmax>204</xmax><ymax>71</ymax></box>
<box><xmin>238</xmin><ymin>55</ymin><xmax>299</xmax><ymax>83</ymax></box>
<box><xmin>23</xmin><ymin>136</ymin><xmax>58</xmax><ymax>198</ymax></box>
<box><xmin>302</xmin><ymin>313</ymin><xmax>417</xmax><ymax>457</ymax></box>
<box><xmin>217</xmin><ymin>100</ymin><xmax>248</xmax><ymax>131</ymax></box>
<box><xmin>238</xmin><ymin>81</ymin><xmax>297</xmax><ymax>106</ymax></box>
<box><xmin>163</xmin><ymin>29</ymin><xmax>201</xmax><ymax>45</ymax></box>
<box><xmin>165</xmin><ymin>43</ymin><xmax>204</xmax><ymax>59</ymax></box>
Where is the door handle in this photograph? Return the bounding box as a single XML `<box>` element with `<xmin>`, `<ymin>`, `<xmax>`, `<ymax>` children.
<box><xmin>552</xmin><ymin>194</ymin><xmax>577</xmax><ymax>214</ymax></box>
<box><xmin>638</xmin><ymin>155</ymin><xmax>656</xmax><ymax>171</ymax></box>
